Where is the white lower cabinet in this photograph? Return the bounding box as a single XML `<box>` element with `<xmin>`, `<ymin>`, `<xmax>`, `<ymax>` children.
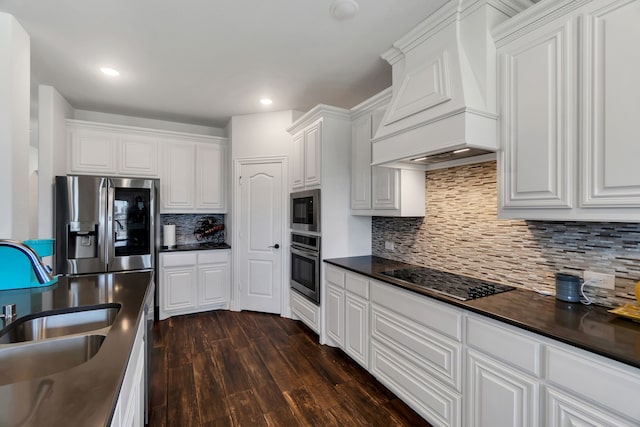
<box><xmin>159</xmin><ymin>250</ymin><xmax>230</xmax><ymax>320</ymax></box>
<box><xmin>324</xmin><ymin>266</ymin><xmax>371</xmax><ymax>369</ymax></box>
<box><xmin>323</xmin><ymin>265</ymin><xmax>640</xmax><ymax>427</ymax></box>
<box><xmin>370</xmin><ymin>279</ymin><xmax>462</xmax><ymax>426</ymax></box>
<box><xmin>111</xmin><ymin>313</ymin><xmax>145</xmax><ymax>427</ymax></box>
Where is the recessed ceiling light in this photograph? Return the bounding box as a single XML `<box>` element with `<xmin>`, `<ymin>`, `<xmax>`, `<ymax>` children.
<box><xmin>411</xmin><ymin>156</ymin><xmax>428</xmax><ymax>162</ymax></box>
<box><xmin>260</xmin><ymin>98</ymin><xmax>273</xmax><ymax>105</ymax></box>
<box><xmin>453</xmin><ymin>148</ymin><xmax>470</xmax><ymax>154</ymax></box>
<box><xmin>100</xmin><ymin>67</ymin><xmax>120</xmax><ymax>77</ymax></box>
<box><xmin>330</xmin><ymin>0</ymin><xmax>359</xmax><ymax>20</ymax></box>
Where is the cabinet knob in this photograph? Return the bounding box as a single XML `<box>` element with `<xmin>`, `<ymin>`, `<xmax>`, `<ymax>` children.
<box><xmin>269</xmin><ymin>243</ymin><xmax>280</xmax><ymax>249</ymax></box>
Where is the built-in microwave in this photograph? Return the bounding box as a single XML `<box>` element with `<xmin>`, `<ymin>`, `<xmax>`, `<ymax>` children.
<box><xmin>290</xmin><ymin>189</ymin><xmax>320</xmax><ymax>232</ymax></box>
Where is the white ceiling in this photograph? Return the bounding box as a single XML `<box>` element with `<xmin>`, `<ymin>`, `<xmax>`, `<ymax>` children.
<box><xmin>0</xmin><ymin>0</ymin><xmax>449</xmax><ymax>128</ymax></box>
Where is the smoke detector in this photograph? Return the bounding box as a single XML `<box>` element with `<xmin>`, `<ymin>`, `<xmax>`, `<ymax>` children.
<box><xmin>330</xmin><ymin>0</ymin><xmax>359</xmax><ymax>20</ymax></box>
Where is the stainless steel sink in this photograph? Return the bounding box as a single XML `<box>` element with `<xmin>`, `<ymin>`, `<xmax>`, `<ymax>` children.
<box><xmin>0</xmin><ymin>334</ymin><xmax>105</xmax><ymax>385</ymax></box>
<box><xmin>0</xmin><ymin>305</ymin><xmax>119</xmax><ymax>344</ymax></box>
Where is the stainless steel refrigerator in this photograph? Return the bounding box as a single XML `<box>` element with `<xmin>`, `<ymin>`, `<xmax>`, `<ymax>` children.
<box><xmin>54</xmin><ymin>174</ymin><xmax>159</xmax><ymax>424</ymax></box>
<box><xmin>54</xmin><ymin>175</ymin><xmax>159</xmax><ymax>276</ymax></box>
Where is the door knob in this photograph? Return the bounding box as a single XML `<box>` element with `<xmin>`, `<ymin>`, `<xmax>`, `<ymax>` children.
<box><xmin>269</xmin><ymin>243</ymin><xmax>280</xmax><ymax>249</ymax></box>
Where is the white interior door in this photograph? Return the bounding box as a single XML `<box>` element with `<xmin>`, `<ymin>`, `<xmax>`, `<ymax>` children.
<box><xmin>237</xmin><ymin>161</ymin><xmax>284</xmax><ymax>313</ymax></box>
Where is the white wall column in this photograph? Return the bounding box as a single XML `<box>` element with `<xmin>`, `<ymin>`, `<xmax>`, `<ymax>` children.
<box><xmin>37</xmin><ymin>85</ymin><xmax>73</xmax><ymax>238</ymax></box>
<box><xmin>0</xmin><ymin>13</ymin><xmax>30</xmax><ymax>240</ymax></box>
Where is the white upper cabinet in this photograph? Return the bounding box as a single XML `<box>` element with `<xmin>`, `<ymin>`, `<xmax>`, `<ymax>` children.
<box><xmin>350</xmin><ymin>89</ymin><xmax>425</xmax><ymax>217</ymax></box>
<box><xmin>68</xmin><ymin>121</ymin><xmax>159</xmax><ymax>177</ymax></box>
<box><xmin>580</xmin><ymin>0</ymin><xmax>640</xmax><ymax>208</ymax></box>
<box><xmin>497</xmin><ymin>19</ymin><xmax>576</xmax><ymax>211</ymax></box>
<box><xmin>67</xmin><ymin>120</ymin><xmax>227</xmax><ymax>214</ymax></box>
<box><xmin>290</xmin><ymin>120</ymin><xmax>322</xmax><ymax>190</ymax></box>
<box><xmin>195</xmin><ymin>142</ymin><xmax>226</xmax><ymax>211</ymax></box>
<box><xmin>68</xmin><ymin>123</ymin><xmax>118</xmax><ymax>175</ymax></box>
<box><xmin>119</xmin><ymin>134</ymin><xmax>160</xmax><ymax>177</ymax></box>
<box><xmin>162</xmin><ymin>141</ymin><xmax>195</xmax><ymax>211</ymax></box>
<box><xmin>161</xmin><ymin>138</ymin><xmax>227</xmax><ymax>213</ymax></box>
<box><xmin>495</xmin><ymin>0</ymin><xmax>640</xmax><ymax>221</ymax></box>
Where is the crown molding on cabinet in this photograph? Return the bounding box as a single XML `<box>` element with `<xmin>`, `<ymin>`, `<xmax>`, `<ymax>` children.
<box><xmin>286</xmin><ymin>104</ymin><xmax>351</xmax><ymax>135</ymax></box>
<box><xmin>66</xmin><ymin>119</ymin><xmax>227</xmax><ymax>143</ymax></box>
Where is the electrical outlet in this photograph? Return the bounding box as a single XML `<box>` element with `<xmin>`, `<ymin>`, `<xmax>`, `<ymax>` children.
<box><xmin>583</xmin><ymin>271</ymin><xmax>616</xmax><ymax>290</ymax></box>
<box><xmin>384</xmin><ymin>241</ymin><xmax>395</xmax><ymax>251</ymax></box>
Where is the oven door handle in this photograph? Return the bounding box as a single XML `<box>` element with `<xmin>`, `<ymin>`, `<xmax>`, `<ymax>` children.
<box><xmin>291</xmin><ymin>246</ymin><xmax>319</xmax><ymax>259</ymax></box>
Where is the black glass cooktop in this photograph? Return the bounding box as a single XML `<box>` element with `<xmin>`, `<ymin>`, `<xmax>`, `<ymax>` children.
<box><xmin>380</xmin><ymin>267</ymin><xmax>515</xmax><ymax>301</ymax></box>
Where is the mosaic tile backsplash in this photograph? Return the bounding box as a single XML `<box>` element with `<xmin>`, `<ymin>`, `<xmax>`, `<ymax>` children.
<box><xmin>160</xmin><ymin>214</ymin><xmax>226</xmax><ymax>245</ymax></box>
<box><xmin>372</xmin><ymin>161</ymin><xmax>640</xmax><ymax>308</ymax></box>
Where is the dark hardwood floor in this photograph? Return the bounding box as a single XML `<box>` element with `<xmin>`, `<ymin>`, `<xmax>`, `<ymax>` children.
<box><xmin>149</xmin><ymin>310</ymin><xmax>432</xmax><ymax>427</ymax></box>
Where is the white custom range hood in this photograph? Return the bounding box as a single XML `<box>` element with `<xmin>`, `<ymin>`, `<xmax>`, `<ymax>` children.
<box><xmin>372</xmin><ymin>0</ymin><xmax>533</xmax><ymax>169</ymax></box>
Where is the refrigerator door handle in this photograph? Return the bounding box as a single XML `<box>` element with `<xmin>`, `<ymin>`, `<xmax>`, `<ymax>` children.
<box><xmin>105</xmin><ymin>178</ymin><xmax>115</xmax><ymax>269</ymax></box>
<box><xmin>97</xmin><ymin>177</ymin><xmax>108</xmax><ymax>266</ymax></box>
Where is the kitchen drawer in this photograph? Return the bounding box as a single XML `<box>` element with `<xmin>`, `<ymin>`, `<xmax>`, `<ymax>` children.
<box><xmin>545</xmin><ymin>345</ymin><xmax>640</xmax><ymax>421</ymax></box>
<box><xmin>371</xmin><ymin>341</ymin><xmax>461</xmax><ymax>427</ymax></box>
<box><xmin>371</xmin><ymin>280</ymin><xmax>462</xmax><ymax>341</ymax></box>
<box><xmin>545</xmin><ymin>386</ymin><xmax>636</xmax><ymax>427</ymax></box>
<box><xmin>345</xmin><ymin>272</ymin><xmax>369</xmax><ymax>299</ymax></box>
<box><xmin>372</xmin><ymin>304</ymin><xmax>461</xmax><ymax>391</ymax></box>
<box><xmin>161</xmin><ymin>252</ymin><xmax>197</xmax><ymax>267</ymax></box>
<box><xmin>291</xmin><ymin>290</ymin><xmax>319</xmax><ymax>333</ymax></box>
<box><xmin>198</xmin><ymin>250</ymin><xmax>229</xmax><ymax>264</ymax></box>
<box><xmin>325</xmin><ymin>265</ymin><xmax>345</xmax><ymax>288</ymax></box>
<box><xmin>466</xmin><ymin>315</ymin><xmax>541</xmax><ymax>377</ymax></box>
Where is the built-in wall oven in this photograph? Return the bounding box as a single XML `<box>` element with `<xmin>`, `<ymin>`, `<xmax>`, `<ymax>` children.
<box><xmin>290</xmin><ymin>232</ymin><xmax>320</xmax><ymax>304</ymax></box>
<box><xmin>290</xmin><ymin>189</ymin><xmax>320</xmax><ymax>233</ymax></box>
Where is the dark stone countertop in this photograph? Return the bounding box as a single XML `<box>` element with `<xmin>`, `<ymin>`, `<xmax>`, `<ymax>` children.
<box><xmin>0</xmin><ymin>270</ymin><xmax>153</xmax><ymax>427</ymax></box>
<box><xmin>159</xmin><ymin>242</ymin><xmax>231</xmax><ymax>252</ymax></box>
<box><xmin>325</xmin><ymin>256</ymin><xmax>640</xmax><ymax>369</ymax></box>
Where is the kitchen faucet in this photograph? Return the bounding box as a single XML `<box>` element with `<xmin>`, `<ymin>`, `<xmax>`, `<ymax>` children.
<box><xmin>0</xmin><ymin>239</ymin><xmax>54</xmax><ymax>284</ymax></box>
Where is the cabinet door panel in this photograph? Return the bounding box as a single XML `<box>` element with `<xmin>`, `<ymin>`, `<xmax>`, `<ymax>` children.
<box><xmin>304</xmin><ymin>123</ymin><xmax>322</xmax><ymax>187</ymax></box>
<box><xmin>162</xmin><ymin>143</ymin><xmax>195</xmax><ymax>211</ymax></box>
<box><xmin>581</xmin><ymin>0</ymin><xmax>640</xmax><ymax>207</ymax></box>
<box><xmin>372</xmin><ymin>167</ymin><xmax>399</xmax><ymax>210</ymax></box>
<box><xmin>199</xmin><ymin>263</ymin><xmax>228</xmax><ymax>306</ymax></box>
<box><xmin>466</xmin><ymin>349</ymin><xmax>538</xmax><ymax>427</ymax></box>
<box><xmin>326</xmin><ymin>284</ymin><xmax>345</xmax><ymax>347</ymax></box>
<box><xmin>291</xmin><ymin>133</ymin><xmax>305</xmax><ymax>190</ymax></box>
<box><xmin>351</xmin><ymin>115</ymin><xmax>372</xmax><ymax>209</ymax></box>
<box><xmin>345</xmin><ymin>294</ymin><xmax>368</xmax><ymax>368</ymax></box>
<box><xmin>69</xmin><ymin>128</ymin><xmax>117</xmax><ymax>174</ymax></box>
<box><xmin>499</xmin><ymin>22</ymin><xmax>575</xmax><ymax>209</ymax></box>
<box><xmin>163</xmin><ymin>266</ymin><xmax>197</xmax><ymax>311</ymax></box>
<box><xmin>119</xmin><ymin>135</ymin><xmax>159</xmax><ymax>177</ymax></box>
<box><xmin>196</xmin><ymin>143</ymin><xmax>226</xmax><ymax>211</ymax></box>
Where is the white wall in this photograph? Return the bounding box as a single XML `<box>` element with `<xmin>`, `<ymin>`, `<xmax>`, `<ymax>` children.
<box><xmin>229</xmin><ymin>110</ymin><xmax>299</xmax><ymax>160</ymax></box>
<box><xmin>73</xmin><ymin>109</ymin><xmax>226</xmax><ymax>137</ymax></box>
<box><xmin>0</xmin><ymin>13</ymin><xmax>30</xmax><ymax>240</ymax></box>
<box><xmin>38</xmin><ymin>85</ymin><xmax>73</xmax><ymax>238</ymax></box>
